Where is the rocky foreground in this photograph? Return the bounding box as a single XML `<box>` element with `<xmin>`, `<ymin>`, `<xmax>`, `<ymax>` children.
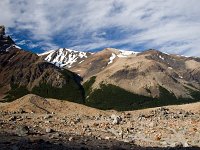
<box><xmin>0</xmin><ymin>94</ymin><xmax>200</xmax><ymax>150</ymax></box>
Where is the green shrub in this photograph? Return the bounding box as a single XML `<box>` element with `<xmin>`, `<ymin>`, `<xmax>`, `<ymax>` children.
<box><xmin>32</xmin><ymin>82</ymin><xmax>83</xmax><ymax>103</ymax></box>
<box><xmin>4</xmin><ymin>84</ymin><xmax>29</xmax><ymax>102</ymax></box>
<box><xmin>84</xmin><ymin>84</ymin><xmax>200</xmax><ymax>111</ymax></box>
<box><xmin>85</xmin><ymin>84</ymin><xmax>153</xmax><ymax>111</ymax></box>
<box><xmin>83</xmin><ymin>76</ymin><xmax>96</xmax><ymax>96</ymax></box>
<box><xmin>4</xmin><ymin>69</ymin><xmax>84</xmax><ymax>103</ymax></box>
<box><xmin>32</xmin><ymin>70</ymin><xmax>84</xmax><ymax>103</ymax></box>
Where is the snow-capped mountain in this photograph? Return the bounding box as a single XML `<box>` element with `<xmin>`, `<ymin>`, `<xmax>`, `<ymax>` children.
<box><xmin>39</xmin><ymin>48</ymin><xmax>93</xmax><ymax>68</ymax></box>
<box><xmin>39</xmin><ymin>48</ymin><xmax>140</xmax><ymax>68</ymax></box>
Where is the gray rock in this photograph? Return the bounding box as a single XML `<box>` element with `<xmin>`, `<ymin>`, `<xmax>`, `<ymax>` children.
<box><xmin>44</xmin><ymin>115</ymin><xmax>52</xmax><ymax>119</ymax></box>
<box><xmin>111</xmin><ymin>114</ymin><xmax>122</xmax><ymax>124</ymax></box>
<box><xmin>170</xmin><ymin>142</ymin><xmax>183</xmax><ymax>147</ymax></box>
<box><xmin>149</xmin><ymin>122</ymin><xmax>154</xmax><ymax>128</ymax></box>
<box><xmin>75</xmin><ymin>117</ymin><xmax>81</xmax><ymax>123</ymax></box>
<box><xmin>105</xmin><ymin>136</ymin><xmax>110</xmax><ymax>140</ymax></box>
<box><xmin>45</xmin><ymin>128</ymin><xmax>53</xmax><ymax>133</ymax></box>
<box><xmin>45</xmin><ymin>120</ymin><xmax>50</xmax><ymax>123</ymax></box>
<box><xmin>9</xmin><ymin>116</ymin><xmax>17</xmax><ymax>121</ymax></box>
<box><xmin>60</xmin><ymin>119</ymin><xmax>66</xmax><ymax>123</ymax></box>
<box><xmin>68</xmin><ymin>136</ymin><xmax>73</xmax><ymax>141</ymax></box>
<box><xmin>16</xmin><ymin>125</ymin><xmax>29</xmax><ymax>136</ymax></box>
<box><xmin>50</xmin><ymin>133</ymin><xmax>60</xmax><ymax>139</ymax></box>
<box><xmin>18</xmin><ymin>108</ymin><xmax>25</xmax><ymax>114</ymax></box>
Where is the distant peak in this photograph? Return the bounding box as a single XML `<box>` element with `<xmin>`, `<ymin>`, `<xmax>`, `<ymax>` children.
<box><xmin>39</xmin><ymin>47</ymin><xmax>93</xmax><ymax>68</ymax></box>
<box><xmin>102</xmin><ymin>48</ymin><xmax>120</xmax><ymax>53</ymax></box>
<box><xmin>138</xmin><ymin>49</ymin><xmax>164</xmax><ymax>56</ymax></box>
<box><xmin>146</xmin><ymin>49</ymin><xmax>161</xmax><ymax>53</ymax></box>
<box><xmin>103</xmin><ymin>48</ymin><xmax>139</xmax><ymax>54</ymax></box>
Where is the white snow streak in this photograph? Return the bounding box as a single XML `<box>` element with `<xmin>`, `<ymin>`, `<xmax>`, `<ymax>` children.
<box><xmin>108</xmin><ymin>53</ymin><xmax>116</xmax><ymax>65</ymax></box>
<box><xmin>117</xmin><ymin>50</ymin><xmax>139</xmax><ymax>57</ymax></box>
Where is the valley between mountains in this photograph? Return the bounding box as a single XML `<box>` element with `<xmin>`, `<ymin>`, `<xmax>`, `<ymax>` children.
<box><xmin>1</xmin><ymin>26</ymin><xmax>200</xmax><ymax>149</ymax></box>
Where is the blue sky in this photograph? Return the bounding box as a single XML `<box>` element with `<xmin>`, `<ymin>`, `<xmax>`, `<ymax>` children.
<box><xmin>1</xmin><ymin>0</ymin><xmax>200</xmax><ymax>56</ymax></box>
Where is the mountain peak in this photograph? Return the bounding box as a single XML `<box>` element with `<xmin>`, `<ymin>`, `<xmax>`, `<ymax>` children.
<box><xmin>102</xmin><ymin>48</ymin><xmax>139</xmax><ymax>56</ymax></box>
<box><xmin>103</xmin><ymin>48</ymin><xmax>120</xmax><ymax>53</ymax></box>
<box><xmin>0</xmin><ymin>25</ymin><xmax>5</xmax><ymax>35</ymax></box>
<box><xmin>0</xmin><ymin>26</ymin><xmax>15</xmax><ymax>52</ymax></box>
<box><xmin>140</xmin><ymin>49</ymin><xmax>162</xmax><ymax>55</ymax></box>
<box><xmin>40</xmin><ymin>48</ymin><xmax>92</xmax><ymax>68</ymax></box>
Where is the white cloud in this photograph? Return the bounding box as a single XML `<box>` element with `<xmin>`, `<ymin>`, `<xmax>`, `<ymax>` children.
<box><xmin>0</xmin><ymin>0</ymin><xmax>200</xmax><ymax>56</ymax></box>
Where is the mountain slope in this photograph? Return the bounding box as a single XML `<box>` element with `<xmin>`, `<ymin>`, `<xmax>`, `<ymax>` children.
<box><xmin>40</xmin><ymin>47</ymin><xmax>200</xmax><ymax>110</ymax></box>
<box><xmin>70</xmin><ymin>48</ymin><xmax>138</xmax><ymax>79</ymax></box>
<box><xmin>0</xmin><ymin>28</ymin><xmax>84</xmax><ymax>102</ymax></box>
<box><xmin>78</xmin><ymin>49</ymin><xmax>200</xmax><ymax>110</ymax></box>
<box><xmin>92</xmin><ymin>50</ymin><xmax>200</xmax><ymax>94</ymax></box>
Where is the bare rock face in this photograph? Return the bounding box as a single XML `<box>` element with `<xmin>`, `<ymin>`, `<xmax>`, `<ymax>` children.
<box><xmin>16</xmin><ymin>125</ymin><xmax>29</xmax><ymax>136</ymax></box>
<box><xmin>0</xmin><ymin>25</ymin><xmax>14</xmax><ymax>51</ymax></box>
<box><xmin>0</xmin><ymin>25</ymin><xmax>5</xmax><ymax>35</ymax></box>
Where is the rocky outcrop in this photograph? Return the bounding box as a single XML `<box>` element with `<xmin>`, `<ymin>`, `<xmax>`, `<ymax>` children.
<box><xmin>0</xmin><ymin>25</ymin><xmax>14</xmax><ymax>51</ymax></box>
<box><xmin>0</xmin><ymin>25</ymin><xmax>5</xmax><ymax>35</ymax></box>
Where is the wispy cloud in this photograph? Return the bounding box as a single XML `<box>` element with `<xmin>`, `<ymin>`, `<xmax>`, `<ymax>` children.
<box><xmin>0</xmin><ymin>0</ymin><xmax>200</xmax><ymax>56</ymax></box>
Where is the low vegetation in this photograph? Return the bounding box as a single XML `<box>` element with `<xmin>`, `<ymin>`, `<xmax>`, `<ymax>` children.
<box><xmin>4</xmin><ymin>84</ymin><xmax>29</xmax><ymax>102</ymax></box>
<box><xmin>83</xmin><ymin>76</ymin><xmax>96</xmax><ymax>96</ymax></box>
<box><xmin>4</xmin><ymin>75</ymin><xmax>200</xmax><ymax>111</ymax></box>
<box><xmin>4</xmin><ymin>70</ymin><xmax>84</xmax><ymax>103</ymax></box>
<box><xmin>32</xmin><ymin>70</ymin><xmax>84</xmax><ymax>103</ymax></box>
<box><xmin>84</xmin><ymin>79</ymin><xmax>200</xmax><ymax>111</ymax></box>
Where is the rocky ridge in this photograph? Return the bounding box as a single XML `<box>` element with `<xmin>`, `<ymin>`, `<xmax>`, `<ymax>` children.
<box><xmin>0</xmin><ymin>25</ymin><xmax>14</xmax><ymax>51</ymax></box>
<box><xmin>0</xmin><ymin>27</ymin><xmax>84</xmax><ymax>102</ymax></box>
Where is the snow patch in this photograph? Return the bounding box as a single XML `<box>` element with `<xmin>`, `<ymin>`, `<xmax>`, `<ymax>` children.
<box><xmin>5</xmin><ymin>46</ymin><xmax>12</xmax><ymax>52</ymax></box>
<box><xmin>108</xmin><ymin>53</ymin><xmax>116</xmax><ymax>65</ymax></box>
<box><xmin>117</xmin><ymin>50</ymin><xmax>139</xmax><ymax>57</ymax></box>
<box><xmin>79</xmin><ymin>60</ymin><xmax>84</xmax><ymax>64</ymax></box>
<box><xmin>179</xmin><ymin>75</ymin><xmax>183</xmax><ymax>79</ymax></box>
<box><xmin>159</xmin><ymin>55</ymin><xmax>165</xmax><ymax>60</ymax></box>
<box><xmin>5</xmin><ymin>45</ymin><xmax>22</xmax><ymax>52</ymax></box>
<box><xmin>162</xmin><ymin>52</ymin><xmax>170</xmax><ymax>55</ymax></box>
<box><xmin>13</xmin><ymin>45</ymin><xmax>22</xmax><ymax>49</ymax></box>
